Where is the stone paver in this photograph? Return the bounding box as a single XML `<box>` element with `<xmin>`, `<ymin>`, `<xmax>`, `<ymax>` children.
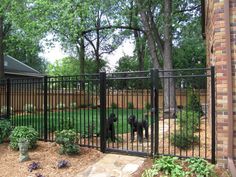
<box><xmin>76</xmin><ymin>154</ymin><xmax>145</xmax><ymax>177</ymax></box>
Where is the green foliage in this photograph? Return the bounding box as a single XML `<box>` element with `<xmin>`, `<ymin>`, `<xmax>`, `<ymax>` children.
<box><xmin>0</xmin><ymin>120</ymin><xmax>12</xmax><ymax>143</ymax></box>
<box><xmin>188</xmin><ymin>90</ymin><xmax>203</xmax><ymax>115</ymax></box>
<box><xmin>143</xmin><ymin>156</ymin><xmax>186</xmax><ymax>177</ymax></box>
<box><xmin>56</xmin><ymin>103</ymin><xmax>66</xmax><ymax>110</ymax></box>
<box><xmin>127</xmin><ymin>102</ymin><xmax>134</xmax><ymax>109</ymax></box>
<box><xmin>171</xmin><ymin>130</ymin><xmax>199</xmax><ymax>150</ymax></box>
<box><xmin>1</xmin><ymin>106</ymin><xmax>13</xmax><ymax>114</ymax></box>
<box><xmin>55</xmin><ymin>129</ymin><xmax>79</xmax><ymax>155</ymax></box>
<box><xmin>145</xmin><ymin>103</ymin><xmax>151</xmax><ymax>110</ymax></box>
<box><xmin>111</xmin><ymin>102</ymin><xmax>118</xmax><ymax>109</ymax></box>
<box><xmin>142</xmin><ymin>156</ymin><xmax>216</xmax><ymax>177</ymax></box>
<box><xmin>185</xmin><ymin>158</ymin><xmax>216</xmax><ymax>177</ymax></box>
<box><xmin>70</xmin><ymin>102</ymin><xmax>77</xmax><ymax>109</ymax></box>
<box><xmin>23</xmin><ymin>104</ymin><xmax>36</xmax><ymax>113</ymax></box>
<box><xmin>176</xmin><ymin>110</ymin><xmax>200</xmax><ymax>132</ymax></box>
<box><xmin>10</xmin><ymin>126</ymin><xmax>38</xmax><ymax>150</ymax></box>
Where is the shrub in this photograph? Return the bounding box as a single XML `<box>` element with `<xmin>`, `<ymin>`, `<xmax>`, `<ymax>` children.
<box><xmin>10</xmin><ymin>126</ymin><xmax>38</xmax><ymax>150</ymax></box>
<box><xmin>127</xmin><ymin>102</ymin><xmax>134</xmax><ymax>109</ymax></box>
<box><xmin>0</xmin><ymin>120</ymin><xmax>12</xmax><ymax>143</ymax></box>
<box><xmin>188</xmin><ymin>89</ymin><xmax>203</xmax><ymax>115</ymax></box>
<box><xmin>24</xmin><ymin>104</ymin><xmax>36</xmax><ymax>113</ymax></box>
<box><xmin>185</xmin><ymin>158</ymin><xmax>215</xmax><ymax>177</ymax></box>
<box><xmin>70</xmin><ymin>102</ymin><xmax>77</xmax><ymax>109</ymax></box>
<box><xmin>56</xmin><ymin>103</ymin><xmax>66</xmax><ymax>110</ymax></box>
<box><xmin>176</xmin><ymin>110</ymin><xmax>200</xmax><ymax>132</ymax></box>
<box><xmin>145</xmin><ymin>103</ymin><xmax>151</xmax><ymax>111</ymax></box>
<box><xmin>55</xmin><ymin>129</ymin><xmax>79</xmax><ymax>155</ymax></box>
<box><xmin>111</xmin><ymin>102</ymin><xmax>118</xmax><ymax>109</ymax></box>
<box><xmin>171</xmin><ymin>130</ymin><xmax>199</xmax><ymax>150</ymax></box>
<box><xmin>1</xmin><ymin>106</ymin><xmax>13</xmax><ymax>115</ymax></box>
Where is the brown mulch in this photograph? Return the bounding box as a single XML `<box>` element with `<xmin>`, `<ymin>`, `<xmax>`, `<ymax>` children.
<box><xmin>0</xmin><ymin>141</ymin><xmax>103</xmax><ymax>177</ymax></box>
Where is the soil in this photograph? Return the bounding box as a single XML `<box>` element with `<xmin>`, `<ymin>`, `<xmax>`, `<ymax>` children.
<box><xmin>0</xmin><ymin>141</ymin><xmax>103</xmax><ymax>177</ymax></box>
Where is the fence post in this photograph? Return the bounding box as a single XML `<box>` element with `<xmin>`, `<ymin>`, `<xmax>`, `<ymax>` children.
<box><xmin>100</xmin><ymin>71</ymin><xmax>106</xmax><ymax>153</ymax></box>
<box><xmin>44</xmin><ymin>76</ymin><xmax>48</xmax><ymax>141</ymax></box>
<box><xmin>6</xmin><ymin>79</ymin><xmax>11</xmax><ymax>119</ymax></box>
<box><xmin>151</xmin><ymin>69</ymin><xmax>159</xmax><ymax>156</ymax></box>
<box><xmin>211</xmin><ymin>66</ymin><xmax>216</xmax><ymax>164</ymax></box>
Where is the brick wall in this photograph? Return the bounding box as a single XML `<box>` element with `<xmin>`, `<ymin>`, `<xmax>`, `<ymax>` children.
<box><xmin>205</xmin><ymin>0</ymin><xmax>236</xmax><ymax>167</ymax></box>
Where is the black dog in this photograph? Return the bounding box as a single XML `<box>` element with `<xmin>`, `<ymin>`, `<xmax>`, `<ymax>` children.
<box><xmin>105</xmin><ymin>113</ymin><xmax>117</xmax><ymax>142</ymax></box>
<box><xmin>128</xmin><ymin>115</ymin><xmax>148</xmax><ymax>143</ymax></box>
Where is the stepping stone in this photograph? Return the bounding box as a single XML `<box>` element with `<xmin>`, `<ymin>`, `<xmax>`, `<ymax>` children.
<box><xmin>122</xmin><ymin>164</ymin><xmax>139</xmax><ymax>174</ymax></box>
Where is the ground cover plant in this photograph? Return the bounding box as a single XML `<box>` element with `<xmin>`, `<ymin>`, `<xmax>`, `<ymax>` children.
<box><xmin>142</xmin><ymin>156</ymin><xmax>216</xmax><ymax>177</ymax></box>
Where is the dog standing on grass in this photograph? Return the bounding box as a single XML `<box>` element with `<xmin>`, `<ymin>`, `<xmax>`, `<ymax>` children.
<box><xmin>128</xmin><ymin>114</ymin><xmax>148</xmax><ymax>143</ymax></box>
<box><xmin>105</xmin><ymin>113</ymin><xmax>117</xmax><ymax>142</ymax></box>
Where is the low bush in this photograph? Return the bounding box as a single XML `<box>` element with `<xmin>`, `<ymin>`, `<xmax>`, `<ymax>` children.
<box><xmin>142</xmin><ymin>156</ymin><xmax>216</xmax><ymax>177</ymax></box>
<box><xmin>0</xmin><ymin>120</ymin><xmax>12</xmax><ymax>143</ymax></box>
<box><xmin>127</xmin><ymin>102</ymin><xmax>134</xmax><ymax>109</ymax></box>
<box><xmin>24</xmin><ymin>104</ymin><xmax>36</xmax><ymax>113</ymax></box>
<box><xmin>142</xmin><ymin>156</ymin><xmax>185</xmax><ymax>177</ymax></box>
<box><xmin>145</xmin><ymin>103</ymin><xmax>151</xmax><ymax>111</ymax></box>
<box><xmin>185</xmin><ymin>158</ymin><xmax>216</xmax><ymax>177</ymax></box>
<box><xmin>1</xmin><ymin>106</ymin><xmax>13</xmax><ymax>114</ymax></box>
<box><xmin>111</xmin><ymin>102</ymin><xmax>118</xmax><ymax>109</ymax></box>
<box><xmin>55</xmin><ymin>129</ymin><xmax>79</xmax><ymax>155</ymax></box>
<box><xmin>56</xmin><ymin>103</ymin><xmax>66</xmax><ymax>110</ymax></box>
<box><xmin>9</xmin><ymin>126</ymin><xmax>38</xmax><ymax>150</ymax></box>
<box><xmin>176</xmin><ymin>110</ymin><xmax>200</xmax><ymax>132</ymax></box>
<box><xmin>170</xmin><ymin>130</ymin><xmax>199</xmax><ymax>150</ymax></box>
<box><xmin>70</xmin><ymin>102</ymin><xmax>77</xmax><ymax>109</ymax></box>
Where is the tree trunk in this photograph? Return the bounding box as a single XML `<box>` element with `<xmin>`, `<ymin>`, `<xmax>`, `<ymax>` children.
<box><xmin>79</xmin><ymin>36</ymin><xmax>85</xmax><ymax>90</ymax></box>
<box><xmin>95</xmin><ymin>28</ymin><xmax>100</xmax><ymax>73</ymax></box>
<box><xmin>163</xmin><ymin>0</ymin><xmax>176</xmax><ymax>117</ymax></box>
<box><xmin>134</xmin><ymin>30</ymin><xmax>145</xmax><ymax>71</ymax></box>
<box><xmin>0</xmin><ymin>16</ymin><xmax>4</xmax><ymax>78</ymax></box>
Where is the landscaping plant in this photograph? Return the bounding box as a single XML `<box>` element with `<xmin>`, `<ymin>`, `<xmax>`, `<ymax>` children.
<box><xmin>56</xmin><ymin>103</ymin><xmax>66</xmax><ymax>110</ymax></box>
<box><xmin>70</xmin><ymin>102</ymin><xmax>77</xmax><ymax>109</ymax></box>
<box><xmin>170</xmin><ymin>130</ymin><xmax>199</xmax><ymax>150</ymax></box>
<box><xmin>188</xmin><ymin>89</ymin><xmax>203</xmax><ymax>115</ymax></box>
<box><xmin>0</xmin><ymin>119</ymin><xmax>12</xmax><ymax>143</ymax></box>
<box><xmin>185</xmin><ymin>158</ymin><xmax>215</xmax><ymax>177</ymax></box>
<box><xmin>111</xmin><ymin>102</ymin><xmax>118</xmax><ymax>109</ymax></box>
<box><xmin>1</xmin><ymin>105</ymin><xmax>13</xmax><ymax>114</ymax></box>
<box><xmin>127</xmin><ymin>102</ymin><xmax>134</xmax><ymax>109</ymax></box>
<box><xmin>142</xmin><ymin>156</ymin><xmax>186</xmax><ymax>177</ymax></box>
<box><xmin>28</xmin><ymin>162</ymin><xmax>40</xmax><ymax>172</ymax></box>
<box><xmin>55</xmin><ymin>129</ymin><xmax>79</xmax><ymax>155</ymax></box>
<box><xmin>24</xmin><ymin>104</ymin><xmax>36</xmax><ymax>113</ymax></box>
<box><xmin>9</xmin><ymin>126</ymin><xmax>38</xmax><ymax>150</ymax></box>
<box><xmin>57</xmin><ymin>160</ymin><xmax>70</xmax><ymax>168</ymax></box>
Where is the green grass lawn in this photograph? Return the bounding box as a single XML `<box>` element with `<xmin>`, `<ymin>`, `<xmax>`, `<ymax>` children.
<box><xmin>11</xmin><ymin>108</ymin><xmax>150</xmax><ymax>138</ymax></box>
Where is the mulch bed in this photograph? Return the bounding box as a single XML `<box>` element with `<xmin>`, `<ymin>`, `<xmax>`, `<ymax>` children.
<box><xmin>0</xmin><ymin>141</ymin><xmax>103</xmax><ymax>177</ymax></box>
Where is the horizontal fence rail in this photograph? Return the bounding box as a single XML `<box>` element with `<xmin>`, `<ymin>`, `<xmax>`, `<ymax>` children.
<box><xmin>0</xmin><ymin>68</ymin><xmax>215</xmax><ymax>162</ymax></box>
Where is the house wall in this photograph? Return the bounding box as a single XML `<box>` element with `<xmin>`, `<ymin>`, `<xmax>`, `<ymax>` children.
<box><xmin>205</xmin><ymin>0</ymin><xmax>236</xmax><ymax>167</ymax></box>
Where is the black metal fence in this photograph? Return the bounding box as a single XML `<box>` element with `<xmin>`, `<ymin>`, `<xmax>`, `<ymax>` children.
<box><xmin>0</xmin><ymin>67</ymin><xmax>215</xmax><ymax>163</ymax></box>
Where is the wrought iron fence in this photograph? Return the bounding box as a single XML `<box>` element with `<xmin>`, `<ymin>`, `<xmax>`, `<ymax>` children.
<box><xmin>0</xmin><ymin>67</ymin><xmax>215</xmax><ymax>163</ymax></box>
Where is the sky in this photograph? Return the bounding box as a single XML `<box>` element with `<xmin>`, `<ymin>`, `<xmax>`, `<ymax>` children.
<box><xmin>39</xmin><ymin>38</ymin><xmax>134</xmax><ymax>71</ymax></box>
